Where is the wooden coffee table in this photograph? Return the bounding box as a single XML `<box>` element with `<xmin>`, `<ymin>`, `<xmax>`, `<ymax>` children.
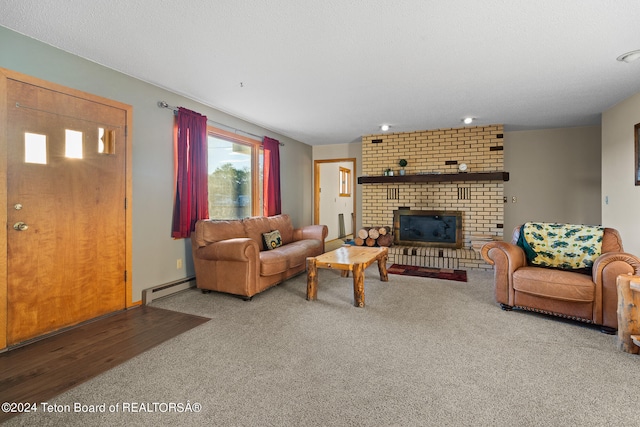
<box><xmin>306</xmin><ymin>246</ymin><xmax>389</xmax><ymax>307</ymax></box>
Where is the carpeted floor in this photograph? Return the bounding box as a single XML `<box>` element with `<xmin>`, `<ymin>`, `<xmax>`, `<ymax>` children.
<box><xmin>387</xmin><ymin>264</ymin><xmax>468</xmax><ymax>282</ymax></box>
<box><xmin>7</xmin><ymin>266</ymin><xmax>640</xmax><ymax>426</ymax></box>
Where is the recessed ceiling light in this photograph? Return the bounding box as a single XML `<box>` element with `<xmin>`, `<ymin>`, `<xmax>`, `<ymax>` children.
<box><xmin>617</xmin><ymin>50</ymin><xmax>640</xmax><ymax>63</ymax></box>
<box><xmin>463</xmin><ymin>117</ymin><xmax>474</xmax><ymax>125</ymax></box>
<box><xmin>380</xmin><ymin>124</ymin><xmax>390</xmax><ymax>131</ymax></box>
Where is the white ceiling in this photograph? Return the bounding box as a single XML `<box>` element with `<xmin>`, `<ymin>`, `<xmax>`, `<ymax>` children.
<box><xmin>1</xmin><ymin>0</ymin><xmax>640</xmax><ymax>145</ymax></box>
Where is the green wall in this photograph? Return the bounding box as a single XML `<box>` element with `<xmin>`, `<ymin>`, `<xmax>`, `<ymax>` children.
<box><xmin>0</xmin><ymin>26</ymin><xmax>314</xmax><ymax>301</ymax></box>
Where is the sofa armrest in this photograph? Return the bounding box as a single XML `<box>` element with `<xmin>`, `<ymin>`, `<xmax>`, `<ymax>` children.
<box><xmin>593</xmin><ymin>252</ymin><xmax>640</xmax><ymax>280</ymax></box>
<box><xmin>293</xmin><ymin>225</ymin><xmax>328</xmax><ymax>243</ymax></box>
<box><xmin>195</xmin><ymin>238</ymin><xmax>260</xmax><ymax>262</ymax></box>
<box><xmin>481</xmin><ymin>241</ymin><xmax>527</xmax><ymax>306</ymax></box>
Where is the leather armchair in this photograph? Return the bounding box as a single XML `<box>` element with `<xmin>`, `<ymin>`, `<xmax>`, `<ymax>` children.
<box><xmin>481</xmin><ymin>226</ymin><xmax>640</xmax><ymax>332</ymax></box>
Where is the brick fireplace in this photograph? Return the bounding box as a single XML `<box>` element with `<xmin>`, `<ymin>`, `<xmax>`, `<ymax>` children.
<box><xmin>360</xmin><ymin>125</ymin><xmax>505</xmax><ymax>271</ymax></box>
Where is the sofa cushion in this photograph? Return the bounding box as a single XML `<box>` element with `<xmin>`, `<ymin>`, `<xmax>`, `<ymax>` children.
<box><xmin>263</xmin><ymin>230</ymin><xmax>283</xmax><ymax>250</ymax></box>
<box><xmin>243</xmin><ymin>216</ymin><xmax>272</xmax><ymax>251</ymax></box>
<box><xmin>258</xmin><ymin>240</ymin><xmax>323</xmax><ymax>276</ymax></box>
<box><xmin>193</xmin><ymin>219</ymin><xmax>246</xmax><ymax>248</ymax></box>
<box><xmin>267</xmin><ymin>214</ymin><xmax>294</xmax><ymax>244</ymax></box>
<box><xmin>513</xmin><ymin>266</ymin><xmax>595</xmax><ymax>303</ymax></box>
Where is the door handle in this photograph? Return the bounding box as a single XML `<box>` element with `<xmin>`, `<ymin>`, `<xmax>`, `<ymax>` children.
<box><xmin>13</xmin><ymin>222</ymin><xmax>28</xmax><ymax>231</ymax></box>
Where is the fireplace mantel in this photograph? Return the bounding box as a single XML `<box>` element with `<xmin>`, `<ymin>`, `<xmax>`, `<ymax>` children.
<box><xmin>357</xmin><ymin>171</ymin><xmax>509</xmax><ymax>184</ymax></box>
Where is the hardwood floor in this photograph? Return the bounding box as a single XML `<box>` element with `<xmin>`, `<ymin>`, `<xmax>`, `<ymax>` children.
<box><xmin>0</xmin><ymin>306</ymin><xmax>209</xmax><ymax>423</ymax></box>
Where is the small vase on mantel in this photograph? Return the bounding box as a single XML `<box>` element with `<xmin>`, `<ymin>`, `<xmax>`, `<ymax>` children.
<box><xmin>398</xmin><ymin>159</ymin><xmax>408</xmax><ymax>175</ymax></box>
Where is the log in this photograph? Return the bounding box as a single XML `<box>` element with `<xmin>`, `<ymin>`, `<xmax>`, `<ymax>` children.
<box><xmin>377</xmin><ymin>233</ymin><xmax>393</xmax><ymax>247</ymax></box>
<box><xmin>378</xmin><ymin>227</ymin><xmax>387</xmax><ymax>236</ymax></box>
<box><xmin>353</xmin><ymin>263</ymin><xmax>365</xmax><ymax>307</ymax></box>
<box><xmin>357</xmin><ymin>228</ymin><xmax>370</xmax><ymax>239</ymax></box>
<box><xmin>365</xmin><ymin>237</ymin><xmax>376</xmax><ymax>247</ymax></box>
<box><xmin>368</xmin><ymin>228</ymin><xmax>380</xmax><ymax>239</ymax></box>
<box><xmin>617</xmin><ymin>274</ymin><xmax>640</xmax><ymax>354</ymax></box>
<box><xmin>377</xmin><ymin>252</ymin><xmax>389</xmax><ymax>282</ymax></box>
<box><xmin>306</xmin><ymin>257</ymin><xmax>318</xmax><ymax>301</ymax></box>
<box><xmin>354</xmin><ymin>237</ymin><xmax>365</xmax><ymax>246</ymax></box>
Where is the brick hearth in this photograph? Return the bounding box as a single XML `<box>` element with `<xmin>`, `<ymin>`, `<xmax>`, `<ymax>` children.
<box><xmin>388</xmin><ymin>246</ymin><xmax>485</xmax><ymax>271</ymax></box>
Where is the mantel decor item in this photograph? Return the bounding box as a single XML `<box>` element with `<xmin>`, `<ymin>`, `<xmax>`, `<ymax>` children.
<box><xmin>398</xmin><ymin>159</ymin><xmax>408</xmax><ymax>175</ymax></box>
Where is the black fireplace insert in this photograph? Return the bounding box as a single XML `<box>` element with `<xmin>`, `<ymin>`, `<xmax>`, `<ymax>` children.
<box><xmin>393</xmin><ymin>209</ymin><xmax>463</xmax><ymax>248</ymax></box>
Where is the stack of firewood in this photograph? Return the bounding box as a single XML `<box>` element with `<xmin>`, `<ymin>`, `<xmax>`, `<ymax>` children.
<box><xmin>354</xmin><ymin>226</ymin><xmax>393</xmax><ymax>247</ymax></box>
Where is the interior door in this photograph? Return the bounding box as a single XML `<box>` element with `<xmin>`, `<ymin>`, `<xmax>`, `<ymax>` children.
<box><xmin>5</xmin><ymin>77</ymin><xmax>128</xmax><ymax>346</ymax></box>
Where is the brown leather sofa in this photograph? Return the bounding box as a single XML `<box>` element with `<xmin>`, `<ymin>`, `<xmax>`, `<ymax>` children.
<box><xmin>481</xmin><ymin>225</ymin><xmax>640</xmax><ymax>332</ymax></box>
<box><xmin>191</xmin><ymin>214</ymin><xmax>328</xmax><ymax>299</ymax></box>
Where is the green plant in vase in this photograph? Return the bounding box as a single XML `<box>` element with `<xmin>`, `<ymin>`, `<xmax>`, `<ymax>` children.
<box><xmin>398</xmin><ymin>159</ymin><xmax>408</xmax><ymax>175</ymax></box>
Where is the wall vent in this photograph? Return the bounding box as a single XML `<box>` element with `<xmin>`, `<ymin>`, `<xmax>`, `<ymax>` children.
<box><xmin>457</xmin><ymin>186</ymin><xmax>470</xmax><ymax>200</ymax></box>
<box><xmin>387</xmin><ymin>187</ymin><xmax>399</xmax><ymax>200</ymax></box>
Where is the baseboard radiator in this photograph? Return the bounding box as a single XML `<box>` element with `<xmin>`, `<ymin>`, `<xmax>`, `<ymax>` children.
<box><xmin>143</xmin><ymin>276</ymin><xmax>196</xmax><ymax>305</ymax></box>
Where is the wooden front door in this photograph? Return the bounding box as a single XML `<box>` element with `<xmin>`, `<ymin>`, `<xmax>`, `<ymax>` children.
<box><xmin>2</xmin><ymin>71</ymin><xmax>132</xmax><ymax>347</ymax></box>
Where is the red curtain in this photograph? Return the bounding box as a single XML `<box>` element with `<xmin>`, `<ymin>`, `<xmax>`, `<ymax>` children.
<box><xmin>171</xmin><ymin>107</ymin><xmax>209</xmax><ymax>238</ymax></box>
<box><xmin>263</xmin><ymin>136</ymin><xmax>281</xmax><ymax>217</ymax></box>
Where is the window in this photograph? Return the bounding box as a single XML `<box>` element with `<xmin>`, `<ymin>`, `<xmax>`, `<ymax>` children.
<box><xmin>65</xmin><ymin>129</ymin><xmax>83</xmax><ymax>159</ymax></box>
<box><xmin>339</xmin><ymin>167</ymin><xmax>351</xmax><ymax>197</ymax></box>
<box><xmin>207</xmin><ymin>127</ymin><xmax>263</xmax><ymax>219</ymax></box>
<box><xmin>24</xmin><ymin>132</ymin><xmax>47</xmax><ymax>164</ymax></box>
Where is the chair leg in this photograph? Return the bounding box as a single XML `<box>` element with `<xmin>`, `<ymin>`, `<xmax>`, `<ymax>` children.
<box><xmin>500</xmin><ymin>303</ymin><xmax>513</xmax><ymax>311</ymax></box>
<box><xmin>600</xmin><ymin>326</ymin><xmax>616</xmax><ymax>335</ymax></box>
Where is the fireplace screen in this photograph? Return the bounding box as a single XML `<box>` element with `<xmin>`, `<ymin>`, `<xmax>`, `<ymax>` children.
<box><xmin>393</xmin><ymin>210</ymin><xmax>463</xmax><ymax>248</ymax></box>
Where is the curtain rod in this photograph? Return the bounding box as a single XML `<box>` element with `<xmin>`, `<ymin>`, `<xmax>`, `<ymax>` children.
<box><xmin>157</xmin><ymin>101</ymin><xmax>284</xmax><ymax>146</ymax></box>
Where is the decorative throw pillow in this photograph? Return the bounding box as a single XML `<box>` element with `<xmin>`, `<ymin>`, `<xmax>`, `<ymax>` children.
<box><xmin>262</xmin><ymin>230</ymin><xmax>282</xmax><ymax>250</ymax></box>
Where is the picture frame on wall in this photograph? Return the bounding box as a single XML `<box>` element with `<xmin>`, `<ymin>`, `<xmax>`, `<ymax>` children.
<box><xmin>636</xmin><ymin>123</ymin><xmax>640</xmax><ymax>186</ymax></box>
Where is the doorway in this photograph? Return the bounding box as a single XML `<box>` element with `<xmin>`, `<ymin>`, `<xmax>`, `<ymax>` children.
<box><xmin>0</xmin><ymin>69</ymin><xmax>133</xmax><ymax>349</ymax></box>
<box><xmin>314</xmin><ymin>158</ymin><xmax>356</xmax><ymax>249</ymax></box>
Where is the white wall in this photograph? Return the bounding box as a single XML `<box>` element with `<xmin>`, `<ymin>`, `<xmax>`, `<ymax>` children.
<box><xmin>503</xmin><ymin>126</ymin><xmax>602</xmax><ymax>237</ymax></box>
<box><xmin>602</xmin><ymin>91</ymin><xmax>640</xmax><ymax>256</ymax></box>
<box><xmin>0</xmin><ymin>26</ymin><xmax>314</xmax><ymax>302</ymax></box>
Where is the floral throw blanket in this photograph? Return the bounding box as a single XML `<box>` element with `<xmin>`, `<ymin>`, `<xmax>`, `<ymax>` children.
<box><xmin>517</xmin><ymin>222</ymin><xmax>604</xmax><ymax>271</ymax></box>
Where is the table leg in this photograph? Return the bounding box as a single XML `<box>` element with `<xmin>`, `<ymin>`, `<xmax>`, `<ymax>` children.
<box><xmin>378</xmin><ymin>253</ymin><xmax>389</xmax><ymax>282</ymax></box>
<box><xmin>353</xmin><ymin>263</ymin><xmax>365</xmax><ymax>308</ymax></box>
<box><xmin>307</xmin><ymin>257</ymin><xmax>318</xmax><ymax>301</ymax></box>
